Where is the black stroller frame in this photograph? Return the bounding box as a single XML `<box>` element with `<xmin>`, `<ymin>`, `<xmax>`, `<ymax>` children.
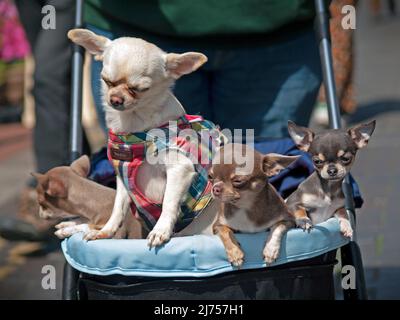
<box><xmin>62</xmin><ymin>0</ymin><xmax>367</xmax><ymax>300</ymax></box>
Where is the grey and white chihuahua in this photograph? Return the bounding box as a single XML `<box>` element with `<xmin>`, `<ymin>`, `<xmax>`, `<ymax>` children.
<box><xmin>285</xmin><ymin>120</ymin><xmax>376</xmax><ymax>237</ymax></box>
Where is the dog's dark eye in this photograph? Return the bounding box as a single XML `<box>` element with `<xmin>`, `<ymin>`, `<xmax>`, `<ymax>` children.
<box><xmin>232</xmin><ymin>179</ymin><xmax>246</xmax><ymax>188</ymax></box>
<box><xmin>340</xmin><ymin>155</ymin><xmax>351</xmax><ymax>164</ymax></box>
<box><xmin>102</xmin><ymin>78</ymin><xmax>114</xmax><ymax>87</ymax></box>
<box><xmin>208</xmin><ymin>173</ymin><xmax>214</xmax><ymax>182</ymax></box>
<box><xmin>128</xmin><ymin>87</ymin><xmax>137</xmax><ymax>96</ymax></box>
<box><xmin>312</xmin><ymin>158</ymin><xmax>324</xmax><ymax>166</ymax></box>
<box><xmin>128</xmin><ymin>86</ymin><xmax>149</xmax><ymax>94</ymax></box>
<box><xmin>37</xmin><ymin>195</ymin><xmax>46</xmax><ymax>205</ymax></box>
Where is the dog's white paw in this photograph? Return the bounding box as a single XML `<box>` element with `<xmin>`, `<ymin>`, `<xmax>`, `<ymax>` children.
<box><xmin>339</xmin><ymin>219</ymin><xmax>353</xmax><ymax>238</ymax></box>
<box><xmin>55</xmin><ymin>224</ymin><xmax>90</xmax><ymax>239</ymax></box>
<box><xmin>147</xmin><ymin>225</ymin><xmax>173</xmax><ymax>248</ymax></box>
<box><xmin>83</xmin><ymin>229</ymin><xmax>114</xmax><ymax>241</ymax></box>
<box><xmin>55</xmin><ymin>221</ymin><xmax>77</xmax><ymax>230</ymax></box>
<box><xmin>295</xmin><ymin>217</ymin><xmax>313</xmax><ymax>232</ymax></box>
<box><xmin>226</xmin><ymin>246</ymin><xmax>245</xmax><ymax>267</ymax></box>
<box><xmin>54</xmin><ymin>227</ymin><xmax>73</xmax><ymax>239</ymax></box>
<box><xmin>263</xmin><ymin>242</ymin><xmax>280</xmax><ymax>264</ymax></box>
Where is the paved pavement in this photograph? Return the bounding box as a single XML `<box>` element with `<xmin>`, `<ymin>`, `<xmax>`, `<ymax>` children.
<box><xmin>0</xmin><ymin>127</ymin><xmax>63</xmax><ymax>299</ymax></box>
<box><xmin>347</xmin><ymin>2</ymin><xmax>400</xmax><ymax>300</ymax></box>
<box><xmin>0</xmin><ymin>2</ymin><xmax>399</xmax><ymax>299</ymax></box>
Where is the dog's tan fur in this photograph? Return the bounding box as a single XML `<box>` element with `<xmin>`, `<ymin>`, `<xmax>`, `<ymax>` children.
<box><xmin>210</xmin><ymin>144</ymin><xmax>298</xmax><ymax>266</ymax></box>
<box><xmin>68</xmin><ymin>29</ymin><xmax>220</xmax><ymax>246</ymax></box>
<box><xmin>33</xmin><ymin>156</ymin><xmax>144</xmax><ymax>239</ymax></box>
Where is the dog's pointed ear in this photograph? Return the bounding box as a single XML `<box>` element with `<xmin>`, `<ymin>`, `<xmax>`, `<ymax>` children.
<box><xmin>70</xmin><ymin>155</ymin><xmax>91</xmax><ymax>177</ymax></box>
<box><xmin>262</xmin><ymin>153</ymin><xmax>300</xmax><ymax>177</ymax></box>
<box><xmin>347</xmin><ymin>120</ymin><xmax>376</xmax><ymax>149</ymax></box>
<box><xmin>31</xmin><ymin>172</ymin><xmax>48</xmax><ymax>186</ymax></box>
<box><xmin>46</xmin><ymin>178</ymin><xmax>67</xmax><ymax>198</ymax></box>
<box><xmin>67</xmin><ymin>28</ymin><xmax>111</xmax><ymax>60</ymax></box>
<box><xmin>165</xmin><ymin>52</ymin><xmax>208</xmax><ymax>79</ymax></box>
<box><xmin>287</xmin><ymin>120</ymin><xmax>315</xmax><ymax>152</ymax></box>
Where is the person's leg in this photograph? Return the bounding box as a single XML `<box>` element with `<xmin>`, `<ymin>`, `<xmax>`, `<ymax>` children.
<box><xmin>14</xmin><ymin>0</ymin><xmax>43</xmax><ymax>48</ymax></box>
<box><xmin>211</xmin><ymin>28</ymin><xmax>322</xmax><ymax>138</ymax></box>
<box><xmin>171</xmin><ymin>69</ymin><xmax>212</xmax><ymax>119</ymax></box>
<box><xmin>33</xmin><ymin>0</ymin><xmax>76</xmax><ymax>173</ymax></box>
<box><xmin>160</xmin><ymin>45</ymin><xmax>214</xmax><ymax>120</ymax></box>
<box><xmin>154</xmin><ymin>42</ymin><xmax>213</xmax><ymax>120</ymax></box>
<box><xmin>0</xmin><ymin>0</ymin><xmax>79</xmax><ymax>242</ymax></box>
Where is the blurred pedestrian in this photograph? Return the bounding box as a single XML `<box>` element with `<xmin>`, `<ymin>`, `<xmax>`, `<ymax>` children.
<box><xmin>0</xmin><ymin>0</ymin><xmax>30</xmax><ymax>122</ymax></box>
<box><xmin>0</xmin><ymin>0</ymin><xmax>90</xmax><ymax>242</ymax></box>
<box><xmin>370</xmin><ymin>0</ymin><xmax>397</xmax><ymax>17</ymax></box>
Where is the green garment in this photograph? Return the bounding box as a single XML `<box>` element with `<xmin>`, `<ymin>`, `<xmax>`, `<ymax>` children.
<box><xmin>84</xmin><ymin>0</ymin><xmax>315</xmax><ymax>46</ymax></box>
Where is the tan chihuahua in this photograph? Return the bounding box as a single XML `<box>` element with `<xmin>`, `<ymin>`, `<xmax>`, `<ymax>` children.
<box><xmin>209</xmin><ymin>144</ymin><xmax>299</xmax><ymax>266</ymax></box>
<box><xmin>68</xmin><ymin>29</ymin><xmax>221</xmax><ymax>247</ymax></box>
<box><xmin>33</xmin><ymin>156</ymin><xmax>143</xmax><ymax>239</ymax></box>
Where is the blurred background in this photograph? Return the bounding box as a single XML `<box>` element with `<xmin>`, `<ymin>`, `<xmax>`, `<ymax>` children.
<box><xmin>0</xmin><ymin>0</ymin><xmax>399</xmax><ymax>299</ymax></box>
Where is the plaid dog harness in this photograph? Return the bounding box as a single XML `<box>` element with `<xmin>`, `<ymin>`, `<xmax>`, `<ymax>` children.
<box><xmin>108</xmin><ymin>115</ymin><xmax>223</xmax><ymax>232</ymax></box>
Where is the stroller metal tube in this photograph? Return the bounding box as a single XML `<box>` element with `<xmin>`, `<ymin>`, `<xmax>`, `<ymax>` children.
<box><xmin>314</xmin><ymin>0</ymin><xmax>367</xmax><ymax>299</ymax></box>
<box><xmin>69</xmin><ymin>0</ymin><xmax>84</xmax><ymax>162</ymax></box>
<box><xmin>314</xmin><ymin>0</ymin><xmax>356</xmax><ymax>231</ymax></box>
<box><xmin>63</xmin><ymin>0</ymin><xmax>84</xmax><ymax>300</ymax></box>
<box><xmin>314</xmin><ymin>0</ymin><xmax>342</xmax><ymax>130</ymax></box>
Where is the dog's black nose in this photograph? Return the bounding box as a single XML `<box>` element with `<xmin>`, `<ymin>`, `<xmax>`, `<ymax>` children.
<box><xmin>327</xmin><ymin>166</ymin><xmax>338</xmax><ymax>177</ymax></box>
<box><xmin>110</xmin><ymin>95</ymin><xmax>124</xmax><ymax>106</ymax></box>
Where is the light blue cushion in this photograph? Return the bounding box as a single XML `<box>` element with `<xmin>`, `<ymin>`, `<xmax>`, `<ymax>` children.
<box><xmin>61</xmin><ymin>218</ymin><xmax>348</xmax><ymax>278</ymax></box>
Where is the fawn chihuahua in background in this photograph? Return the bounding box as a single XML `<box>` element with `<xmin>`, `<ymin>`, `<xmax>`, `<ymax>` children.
<box><xmin>33</xmin><ymin>156</ymin><xmax>143</xmax><ymax>239</ymax></box>
<box><xmin>209</xmin><ymin>143</ymin><xmax>299</xmax><ymax>266</ymax></box>
<box><xmin>286</xmin><ymin>120</ymin><xmax>376</xmax><ymax>237</ymax></box>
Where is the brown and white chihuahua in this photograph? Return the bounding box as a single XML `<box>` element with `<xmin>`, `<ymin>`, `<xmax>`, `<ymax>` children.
<box><xmin>33</xmin><ymin>156</ymin><xmax>143</xmax><ymax>239</ymax></box>
<box><xmin>286</xmin><ymin>120</ymin><xmax>376</xmax><ymax>238</ymax></box>
<box><xmin>209</xmin><ymin>143</ymin><xmax>299</xmax><ymax>266</ymax></box>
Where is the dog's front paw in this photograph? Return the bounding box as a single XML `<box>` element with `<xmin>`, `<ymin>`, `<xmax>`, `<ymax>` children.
<box><xmin>339</xmin><ymin>219</ymin><xmax>353</xmax><ymax>238</ymax></box>
<box><xmin>55</xmin><ymin>221</ymin><xmax>77</xmax><ymax>230</ymax></box>
<box><xmin>296</xmin><ymin>217</ymin><xmax>313</xmax><ymax>232</ymax></box>
<box><xmin>55</xmin><ymin>227</ymin><xmax>75</xmax><ymax>239</ymax></box>
<box><xmin>147</xmin><ymin>225</ymin><xmax>173</xmax><ymax>248</ymax></box>
<box><xmin>83</xmin><ymin>229</ymin><xmax>114</xmax><ymax>241</ymax></box>
<box><xmin>55</xmin><ymin>224</ymin><xmax>90</xmax><ymax>239</ymax></box>
<box><xmin>226</xmin><ymin>246</ymin><xmax>244</xmax><ymax>267</ymax></box>
<box><xmin>263</xmin><ymin>242</ymin><xmax>280</xmax><ymax>264</ymax></box>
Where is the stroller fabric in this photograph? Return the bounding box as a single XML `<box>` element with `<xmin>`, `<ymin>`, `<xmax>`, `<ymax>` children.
<box><xmin>62</xmin><ymin>218</ymin><xmax>347</xmax><ymax>277</ymax></box>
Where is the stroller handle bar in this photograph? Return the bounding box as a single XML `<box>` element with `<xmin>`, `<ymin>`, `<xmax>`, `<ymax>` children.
<box><xmin>69</xmin><ymin>0</ymin><xmax>84</xmax><ymax>162</ymax></box>
<box><xmin>314</xmin><ymin>0</ymin><xmax>357</xmax><ymax>236</ymax></box>
<box><xmin>314</xmin><ymin>0</ymin><xmax>342</xmax><ymax>130</ymax></box>
<box><xmin>314</xmin><ymin>0</ymin><xmax>368</xmax><ymax>299</ymax></box>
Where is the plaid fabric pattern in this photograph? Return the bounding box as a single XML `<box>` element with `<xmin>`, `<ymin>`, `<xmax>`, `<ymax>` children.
<box><xmin>108</xmin><ymin>115</ymin><xmax>223</xmax><ymax>232</ymax></box>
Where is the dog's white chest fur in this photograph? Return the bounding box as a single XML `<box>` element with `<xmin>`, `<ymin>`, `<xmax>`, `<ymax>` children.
<box><xmin>136</xmin><ymin>161</ymin><xmax>166</xmax><ymax>204</ymax></box>
<box><xmin>220</xmin><ymin>209</ymin><xmax>272</xmax><ymax>233</ymax></box>
<box><xmin>301</xmin><ymin>193</ymin><xmax>340</xmax><ymax>224</ymax></box>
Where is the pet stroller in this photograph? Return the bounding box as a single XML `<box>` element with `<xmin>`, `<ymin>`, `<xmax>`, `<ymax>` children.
<box><xmin>62</xmin><ymin>0</ymin><xmax>367</xmax><ymax>300</ymax></box>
